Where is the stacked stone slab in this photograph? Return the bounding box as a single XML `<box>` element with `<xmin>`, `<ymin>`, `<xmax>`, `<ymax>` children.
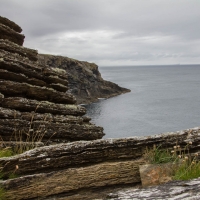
<box><xmin>0</xmin><ymin>16</ymin><xmax>104</xmax><ymax>143</ymax></box>
<box><xmin>1</xmin><ymin>128</ymin><xmax>200</xmax><ymax>199</ymax></box>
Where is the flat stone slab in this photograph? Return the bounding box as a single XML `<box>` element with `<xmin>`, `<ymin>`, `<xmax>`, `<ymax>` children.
<box><xmin>106</xmin><ymin>177</ymin><xmax>200</xmax><ymax>200</ymax></box>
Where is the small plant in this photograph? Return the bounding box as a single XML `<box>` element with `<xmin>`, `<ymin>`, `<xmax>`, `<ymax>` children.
<box><xmin>144</xmin><ymin>144</ymin><xmax>177</xmax><ymax>164</ymax></box>
<box><xmin>10</xmin><ymin>108</ymin><xmax>56</xmax><ymax>155</ymax></box>
<box><xmin>0</xmin><ymin>187</ymin><xmax>6</xmax><ymax>200</ymax></box>
<box><xmin>0</xmin><ymin>147</ymin><xmax>14</xmax><ymax>158</ymax></box>
<box><xmin>173</xmin><ymin>152</ymin><xmax>200</xmax><ymax>181</ymax></box>
<box><xmin>144</xmin><ymin>142</ymin><xmax>200</xmax><ymax>181</ymax></box>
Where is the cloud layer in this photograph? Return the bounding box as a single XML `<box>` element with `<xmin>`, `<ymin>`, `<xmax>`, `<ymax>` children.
<box><xmin>1</xmin><ymin>0</ymin><xmax>200</xmax><ymax>66</ymax></box>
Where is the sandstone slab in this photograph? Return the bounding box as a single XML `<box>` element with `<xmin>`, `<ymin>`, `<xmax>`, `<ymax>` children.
<box><xmin>1</xmin><ymin>160</ymin><xmax>144</xmax><ymax>200</ymax></box>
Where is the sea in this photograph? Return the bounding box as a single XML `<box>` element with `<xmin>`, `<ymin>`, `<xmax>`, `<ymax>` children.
<box><xmin>84</xmin><ymin>64</ymin><xmax>200</xmax><ymax>139</ymax></box>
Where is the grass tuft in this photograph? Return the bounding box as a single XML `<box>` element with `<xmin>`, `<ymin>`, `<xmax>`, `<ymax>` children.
<box><xmin>0</xmin><ymin>187</ymin><xmax>5</xmax><ymax>200</ymax></box>
<box><xmin>144</xmin><ymin>145</ymin><xmax>177</xmax><ymax>164</ymax></box>
<box><xmin>144</xmin><ymin>143</ymin><xmax>200</xmax><ymax>181</ymax></box>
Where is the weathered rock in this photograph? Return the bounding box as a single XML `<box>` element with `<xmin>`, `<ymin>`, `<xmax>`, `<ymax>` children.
<box><xmin>0</xmin><ymin>16</ymin><xmax>105</xmax><ymax>146</ymax></box>
<box><xmin>0</xmin><ymin>16</ymin><xmax>22</xmax><ymax>33</ymax></box>
<box><xmin>0</xmin><ymin>80</ymin><xmax>75</xmax><ymax>104</ymax></box>
<box><xmin>0</xmin><ymin>39</ymin><xmax>38</xmax><ymax>61</ymax></box>
<box><xmin>0</xmin><ymin>118</ymin><xmax>104</xmax><ymax>142</ymax></box>
<box><xmin>0</xmin><ymin>105</ymin><xmax>103</xmax><ymax>142</ymax></box>
<box><xmin>0</xmin><ymin>69</ymin><xmax>68</xmax><ymax>92</ymax></box>
<box><xmin>0</xmin><ymin>92</ymin><xmax>3</xmax><ymax>101</ymax></box>
<box><xmin>38</xmin><ymin>54</ymin><xmax>131</xmax><ymax>104</ymax></box>
<box><xmin>0</xmin><ymin>128</ymin><xmax>200</xmax><ymax>177</ymax></box>
<box><xmin>139</xmin><ymin>163</ymin><xmax>174</xmax><ymax>187</ymax></box>
<box><xmin>0</xmin><ymin>160</ymin><xmax>143</xmax><ymax>200</ymax></box>
<box><xmin>0</xmin><ymin>49</ymin><xmax>68</xmax><ymax>87</ymax></box>
<box><xmin>106</xmin><ymin>178</ymin><xmax>200</xmax><ymax>200</ymax></box>
<box><xmin>1</xmin><ymin>97</ymin><xmax>86</xmax><ymax>116</ymax></box>
<box><xmin>0</xmin><ymin>107</ymin><xmax>85</xmax><ymax>124</ymax></box>
<box><xmin>0</xmin><ymin>24</ymin><xmax>24</xmax><ymax>46</ymax></box>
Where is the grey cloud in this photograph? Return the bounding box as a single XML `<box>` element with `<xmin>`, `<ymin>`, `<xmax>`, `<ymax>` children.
<box><xmin>0</xmin><ymin>0</ymin><xmax>200</xmax><ymax>65</ymax></box>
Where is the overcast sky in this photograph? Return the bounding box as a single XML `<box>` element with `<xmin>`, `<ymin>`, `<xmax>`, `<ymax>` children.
<box><xmin>1</xmin><ymin>0</ymin><xmax>200</xmax><ymax>66</ymax></box>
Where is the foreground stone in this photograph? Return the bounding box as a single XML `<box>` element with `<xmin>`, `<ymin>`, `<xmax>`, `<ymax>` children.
<box><xmin>106</xmin><ymin>177</ymin><xmax>200</xmax><ymax>200</ymax></box>
<box><xmin>1</xmin><ymin>160</ymin><xmax>144</xmax><ymax>200</ymax></box>
<box><xmin>0</xmin><ymin>128</ymin><xmax>199</xmax><ymax>177</ymax></box>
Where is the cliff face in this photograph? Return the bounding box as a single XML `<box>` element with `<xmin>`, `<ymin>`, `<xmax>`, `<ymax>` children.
<box><xmin>0</xmin><ymin>16</ymin><xmax>104</xmax><ymax>143</ymax></box>
<box><xmin>38</xmin><ymin>54</ymin><xmax>131</xmax><ymax>104</ymax></box>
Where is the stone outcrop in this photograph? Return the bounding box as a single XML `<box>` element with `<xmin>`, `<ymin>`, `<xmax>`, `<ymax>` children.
<box><xmin>38</xmin><ymin>54</ymin><xmax>131</xmax><ymax>104</ymax></box>
<box><xmin>106</xmin><ymin>178</ymin><xmax>200</xmax><ymax>200</ymax></box>
<box><xmin>0</xmin><ymin>128</ymin><xmax>200</xmax><ymax>199</ymax></box>
<box><xmin>0</xmin><ymin>16</ymin><xmax>104</xmax><ymax>143</ymax></box>
<box><xmin>0</xmin><ymin>16</ymin><xmax>24</xmax><ymax>46</ymax></box>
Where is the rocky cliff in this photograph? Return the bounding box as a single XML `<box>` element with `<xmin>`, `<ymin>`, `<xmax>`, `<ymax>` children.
<box><xmin>0</xmin><ymin>16</ymin><xmax>104</xmax><ymax>143</ymax></box>
<box><xmin>38</xmin><ymin>54</ymin><xmax>131</xmax><ymax>104</ymax></box>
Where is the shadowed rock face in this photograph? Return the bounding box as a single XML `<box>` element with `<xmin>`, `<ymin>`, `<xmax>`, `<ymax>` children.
<box><xmin>0</xmin><ymin>16</ymin><xmax>104</xmax><ymax>143</ymax></box>
<box><xmin>38</xmin><ymin>54</ymin><xmax>131</xmax><ymax>104</ymax></box>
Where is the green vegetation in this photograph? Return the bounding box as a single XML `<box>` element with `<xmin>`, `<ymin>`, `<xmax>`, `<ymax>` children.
<box><xmin>144</xmin><ymin>145</ymin><xmax>177</xmax><ymax>164</ymax></box>
<box><xmin>0</xmin><ymin>147</ymin><xmax>14</xmax><ymax>158</ymax></box>
<box><xmin>173</xmin><ymin>153</ymin><xmax>200</xmax><ymax>181</ymax></box>
<box><xmin>144</xmin><ymin>142</ymin><xmax>200</xmax><ymax>181</ymax></box>
<box><xmin>0</xmin><ymin>187</ymin><xmax>6</xmax><ymax>200</ymax></box>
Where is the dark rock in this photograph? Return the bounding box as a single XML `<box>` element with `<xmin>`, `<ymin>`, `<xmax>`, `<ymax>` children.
<box><xmin>0</xmin><ymin>16</ymin><xmax>104</xmax><ymax>145</ymax></box>
<box><xmin>0</xmin><ymin>39</ymin><xmax>38</xmax><ymax>61</ymax></box>
<box><xmin>0</xmin><ymin>24</ymin><xmax>25</xmax><ymax>46</ymax></box>
<box><xmin>0</xmin><ymin>16</ymin><xmax>22</xmax><ymax>33</ymax></box>
<box><xmin>0</xmin><ymin>80</ymin><xmax>76</xmax><ymax>104</ymax></box>
<box><xmin>38</xmin><ymin>54</ymin><xmax>131</xmax><ymax>104</ymax></box>
<box><xmin>1</xmin><ymin>97</ymin><xmax>86</xmax><ymax>116</ymax></box>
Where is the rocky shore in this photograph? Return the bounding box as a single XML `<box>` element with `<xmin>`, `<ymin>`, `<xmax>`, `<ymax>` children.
<box><xmin>1</xmin><ymin>16</ymin><xmax>200</xmax><ymax>200</ymax></box>
<box><xmin>38</xmin><ymin>54</ymin><xmax>131</xmax><ymax>104</ymax></box>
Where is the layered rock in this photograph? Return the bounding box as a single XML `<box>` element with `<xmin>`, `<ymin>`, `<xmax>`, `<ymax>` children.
<box><xmin>0</xmin><ymin>128</ymin><xmax>200</xmax><ymax>199</ymax></box>
<box><xmin>0</xmin><ymin>16</ymin><xmax>24</xmax><ymax>46</ymax></box>
<box><xmin>38</xmin><ymin>54</ymin><xmax>131</xmax><ymax>104</ymax></box>
<box><xmin>0</xmin><ymin>16</ymin><xmax>104</xmax><ymax>143</ymax></box>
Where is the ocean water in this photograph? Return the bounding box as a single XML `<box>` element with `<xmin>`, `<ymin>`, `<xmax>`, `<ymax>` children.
<box><xmin>84</xmin><ymin>65</ymin><xmax>200</xmax><ymax>138</ymax></box>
